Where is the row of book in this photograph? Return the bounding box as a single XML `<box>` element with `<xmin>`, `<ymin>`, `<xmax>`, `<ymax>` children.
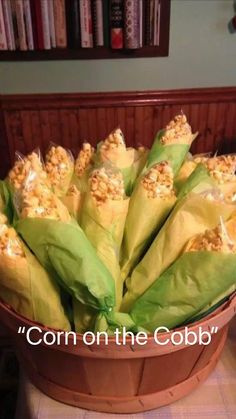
<box><xmin>0</xmin><ymin>0</ymin><xmax>161</xmax><ymax>51</ymax></box>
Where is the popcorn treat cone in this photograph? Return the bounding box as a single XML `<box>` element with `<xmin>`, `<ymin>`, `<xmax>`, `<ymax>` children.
<box><xmin>97</xmin><ymin>128</ymin><xmax>140</xmax><ymax>195</ymax></box>
<box><xmin>74</xmin><ymin>143</ymin><xmax>95</xmax><ymax>193</ymax></box>
<box><xmin>7</xmin><ymin>149</ymin><xmax>49</xmax><ymax>192</ymax></box>
<box><xmin>0</xmin><ymin>214</ymin><xmax>70</xmax><ymax>331</ymax></box>
<box><xmin>80</xmin><ymin>165</ymin><xmax>129</xmax><ymax>310</ymax></box>
<box><xmin>45</xmin><ymin>145</ymin><xmax>74</xmax><ymax>198</ymax></box>
<box><xmin>145</xmin><ymin>114</ymin><xmax>198</xmax><ymax>176</ymax></box>
<box><xmin>121</xmin><ymin>161</ymin><xmax>176</xmax><ymax>281</ymax></box>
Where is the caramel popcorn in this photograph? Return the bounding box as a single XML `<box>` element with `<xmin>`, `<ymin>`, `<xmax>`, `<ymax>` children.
<box><xmin>66</xmin><ymin>184</ymin><xmax>80</xmax><ymax>197</ymax></box>
<box><xmin>8</xmin><ymin>152</ymin><xmax>47</xmax><ymax>191</ymax></box>
<box><xmin>161</xmin><ymin>114</ymin><xmax>192</xmax><ymax>145</ymax></box>
<box><xmin>0</xmin><ymin>216</ymin><xmax>24</xmax><ymax>258</ymax></box>
<box><xmin>45</xmin><ymin>145</ymin><xmax>73</xmax><ymax>190</ymax></box>
<box><xmin>186</xmin><ymin>225</ymin><xmax>236</xmax><ymax>254</ymax></box>
<box><xmin>19</xmin><ymin>180</ymin><xmax>70</xmax><ymax>221</ymax></box>
<box><xmin>205</xmin><ymin>155</ymin><xmax>236</xmax><ymax>184</ymax></box>
<box><xmin>141</xmin><ymin>161</ymin><xmax>175</xmax><ymax>199</ymax></box>
<box><xmin>75</xmin><ymin>143</ymin><xmax>95</xmax><ymax>177</ymax></box>
<box><xmin>100</xmin><ymin>128</ymin><xmax>126</xmax><ymax>152</ymax></box>
<box><xmin>89</xmin><ymin>167</ymin><xmax>125</xmax><ymax>205</ymax></box>
<box><xmin>193</xmin><ymin>155</ymin><xmax>209</xmax><ymax>165</ymax></box>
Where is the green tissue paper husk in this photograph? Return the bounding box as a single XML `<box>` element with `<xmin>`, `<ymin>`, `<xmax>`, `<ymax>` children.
<box><xmin>120</xmin><ymin>181</ymin><xmax>176</xmax><ymax>281</ymax></box>
<box><xmin>0</xmin><ymin>180</ymin><xmax>14</xmax><ymax>224</ymax></box>
<box><xmin>121</xmin><ymin>166</ymin><xmax>236</xmax><ymax>312</ymax></box>
<box><xmin>145</xmin><ymin>130</ymin><xmax>198</xmax><ymax>175</ymax></box>
<box><xmin>16</xmin><ymin>218</ymin><xmax>116</xmax><ymax>313</ymax></box>
<box><xmin>130</xmin><ymin>252</ymin><xmax>236</xmax><ymax>332</ymax></box>
<box><xmin>80</xmin><ymin>194</ymin><xmax>129</xmax><ymax>310</ymax></box>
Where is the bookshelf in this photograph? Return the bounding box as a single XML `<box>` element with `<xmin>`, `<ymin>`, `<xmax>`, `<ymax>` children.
<box><xmin>0</xmin><ymin>0</ymin><xmax>170</xmax><ymax>61</ymax></box>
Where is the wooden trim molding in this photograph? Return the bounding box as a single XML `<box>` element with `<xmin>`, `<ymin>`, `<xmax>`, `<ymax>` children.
<box><xmin>0</xmin><ymin>86</ymin><xmax>236</xmax><ymax>177</ymax></box>
<box><xmin>1</xmin><ymin>87</ymin><xmax>236</xmax><ymax>110</ymax></box>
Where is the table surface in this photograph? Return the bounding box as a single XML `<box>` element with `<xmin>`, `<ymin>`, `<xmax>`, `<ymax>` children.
<box><xmin>15</xmin><ymin>317</ymin><xmax>236</xmax><ymax>419</ymax></box>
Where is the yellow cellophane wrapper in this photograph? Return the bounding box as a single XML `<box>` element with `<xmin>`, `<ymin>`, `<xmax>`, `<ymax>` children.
<box><xmin>0</xmin><ymin>241</ymin><xmax>70</xmax><ymax>331</ymax></box>
<box><xmin>121</xmin><ymin>185</ymin><xmax>176</xmax><ymax>281</ymax></box>
<box><xmin>81</xmin><ymin>196</ymin><xmax>129</xmax><ymax>309</ymax></box>
<box><xmin>121</xmin><ymin>192</ymin><xmax>236</xmax><ymax>312</ymax></box>
<box><xmin>175</xmin><ymin>160</ymin><xmax>198</xmax><ymax>191</ymax></box>
<box><xmin>99</xmin><ymin>145</ymin><xmax>137</xmax><ymax>194</ymax></box>
<box><xmin>100</xmin><ymin>144</ymin><xmax>135</xmax><ymax>169</ymax></box>
<box><xmin>219</xmin><ymin>179</ymin><xmax>236</xmax><ymax>203</ymax></box>
<box><xmin>45</xmin><ymin>145</ymin><xmax>74</xmax><ymax>198</ymax></box>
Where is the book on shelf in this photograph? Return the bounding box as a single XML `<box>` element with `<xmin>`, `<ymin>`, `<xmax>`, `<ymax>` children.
<box><xmin>34</xmin><ymin>0</ymin><xmax>44</xmax><ymax>49</ymax></box>
<box><xmin>41</xmin><ymin>0</ymin><xmax>50</xmax><ymax>49</ymax></box>
<box><xmin>110</xmin><ymin>0</ymin><xmax>124</xmax><ymax>49</ymax></box>
<box><xmin>139</xmin><ymin>0</ymin><xmax>143</xmax><ymax>48</ymax></box>
<box><xmin>66</xmin><ymin>0</ymin><xmax>81</xmax><ymax>48</ymax></box>
<box><xmin>2</xmin><ymin>0</ymin><xmax>15</xmax><ymax>50</ymax></box>
<box><xmin>124</xmin><ymin>0</ymin><xmax>140</xmax><ymax>49</ymax></box>
<box><xmin>15</xmin><ymin>0</ymin><xmax>27</xmax><ymax>50</ymax></box>
<box><xmin>0</xmin><ymin>0</ymin><xmax>7</xmax><ymax>50</ymax></box>
<box><xmin>144</xmin><ymin>0</ymin><xmax>151</xmax><ymax>46</ymax></box>
<box><xmin>103</xmin><ymin>0</ymin><xmax>109</xmax><ymax>47</ymax></box>
<box><xmin>80</xmin><ymin>0</ymin><xmax>93</xmax><ymax>48</ymax></box>
<box><xmin>29</xmin><ymin>0</ymin><xmax>38</xmax><ymax>49</ymax></box>
<box><xmin>23</xmin><ymin>0</ymin><xmax>34</xmax><ymax>50</ymax></box>
<box><xmin>48</xmin><ymin>0</ymin><xmax>56</xmax><ymax>48</ymax></box>
<box><xmin>92</xmin><ymin>0</ymin><xmax>104</xmax><ymax>47</ymax></box>
<box><xmin>53</xmin><ymin>0</ymin><xmax>67</xmax><ymax>48</ymax></box>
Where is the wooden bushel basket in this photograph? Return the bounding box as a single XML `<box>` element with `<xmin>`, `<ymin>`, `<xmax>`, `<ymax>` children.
<box><xmin>0</xmin><ymin>295</ymin><xmax>236</xmax><ymax>414</ymax></box>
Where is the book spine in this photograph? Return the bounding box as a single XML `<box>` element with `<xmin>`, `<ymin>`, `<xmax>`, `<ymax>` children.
<box><xmin>139</xmin><ymin>0</ymin><xmax>143</xmax><ymax>47</ymax></box>
<box><xmin>23</xmin><ymin>0</ymin><xmax>34</xmax><ymax>50</ymax></box>
<box><xmin>144</xmin><ymin>0</ymin><xmax>150</xmax><ymax>45</ymax></box>
<box><xmin>2</xmin><ymin>0</ymin><xmax>15</xmax><ymax>50</ymax></box>
<box><xmin>53</xmin><ymin>0</ymin><xmax>67</xmax><ymax>48</ymax></box>
<box><xmin>67</xmin><ymin>0</ymin><xmax>80</xmax><ymax>48</ymax></box>
<box><xmin>124</xmin><ymin>0</ymin><xmax>140</xmax><ymax>49</ymax></box>
<box><xmin>48</xmin><ymin>0</ymin><xmax>56</xmax><ymax>48</ymax></box>
<box><xmin>102</xmin><ymin>0</ymin><xmax>109</xmax><ymax>47</ymax></box>
<box><xmin>110</xmin><ymin>0</ymin><xmax>124</xmax><ymax>49</ymax></box>
<box><xmin>11</xmin><ymin>0</ymin><xmax>20</xmax><ymax>49</ymax></box>
<box><xmin>15</xmin><ymin>0</ymin><xmax>27</xmax><ymax>50</ymax></box>
<box><xmin>40</xmin><ymin>0</ymin><xmax>50</xmax><ymax>49</ymax></box>
<box><xmin>34</xmin><ymin>0</ymin><xmax>44</xmax><ymax>49</ymax></box>
<box><xmin>92</xmin><ymin>0</ymin><xmax>103</xmax><ymax>47</ymax></box>
<box><xmin>29</xmin><ymin>0</ymin><xmax>38</xmax><ymax>49</ymax></box>
<box><xmin>149</xmin><ymin>0</ymin><xmax>154</xmax><ymax>46</ymax></box>
<box><xmin>0</xmin><ymin>0</ymin><xmax>7</xmax><ymax>50</ymax></box>
<box><xmin>157</xmin><ymin>0</ymin><xmax>161</xmax><ymax>46</ymax></box>
<box><xmin>79</xmin><ymin>0</ymin><xmax>93</xmax><ymax>48</ymax></box>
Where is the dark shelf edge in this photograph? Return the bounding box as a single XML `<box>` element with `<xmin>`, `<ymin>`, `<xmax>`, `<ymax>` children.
<box><xmin>0</xmin><ymin>46</ymin><xmax>169</xmax><ymax>61</ymax></box>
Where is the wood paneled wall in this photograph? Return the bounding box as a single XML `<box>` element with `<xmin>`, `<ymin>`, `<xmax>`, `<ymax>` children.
<box><xmin>0</xmin><ymin>87</ymin><xmax>236</xmax><ymax>177</ymax></box>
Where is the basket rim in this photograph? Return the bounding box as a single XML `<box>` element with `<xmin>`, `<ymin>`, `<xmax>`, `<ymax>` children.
<box><xmin>1</xmin><ymin>294</ymin><xmax>235</xmax><ymax>358</ymax></box>
<box><xmin>0</xmin><ymin>292</ymin><xmax>235</xmax><ymax>341</ymax></box>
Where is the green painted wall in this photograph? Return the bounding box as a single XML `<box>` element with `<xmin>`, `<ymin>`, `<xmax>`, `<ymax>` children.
<box><xmin>0</xmin><ymin>0</ymin><xmax>235</xmax><ymax>94</ymax></box>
